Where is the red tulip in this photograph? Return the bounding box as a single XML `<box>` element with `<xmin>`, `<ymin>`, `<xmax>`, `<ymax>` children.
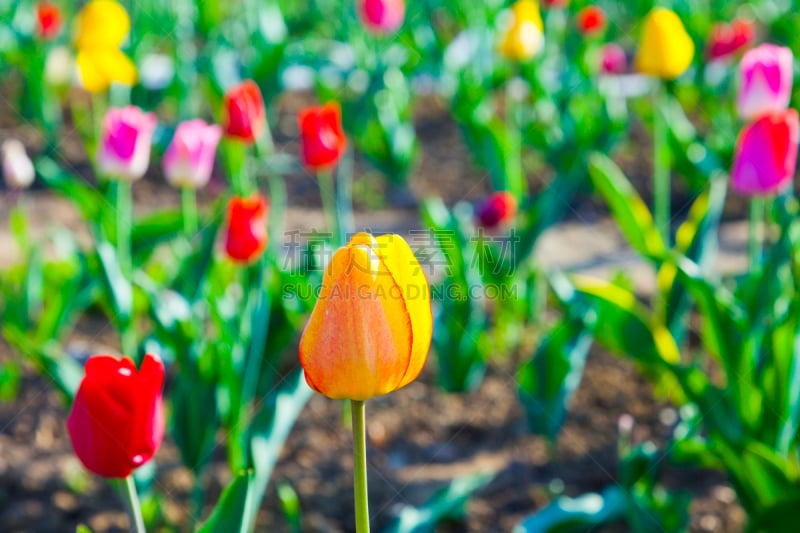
<box><xmin>36</xmin><ymin>2</ymin><xmax>62</xmax><ymax>40</ymax></box>
<box><xmin>576</xmin><ymin>6</ymin><xmax>606</xmax><ymax>36</ymax></box>
<box><xmin>223</xmin><ymin>80</ymin><xmax>266</xmax><ymax>144</ymax></box>
<box><xmin>298</xmin><ymin>103</ymin><xmax>347</xmax><ymax>172</ymax></box>
<box><xmin>707</xmin><ymin>18</ymin><xmax>754</xmax><ymax>61</ymax></box>
<box><xmin>224</xmin><ymin>194</ymin><xmax>268</xmax><ymax>263</ymax></box>
<box><xmin>67</xmin><ymin>353</ymin><xmax>165</xmax><ymax>478</ymax></box>
<box><xmin>731</xmin><ymin>110</ymin><xmax>799</xmax><ymax>196</ymax></box>
<box><xmin>476</xmin><ymin>191</ymin><xmax>518</xmax><ymax>229</ymax></box>
<box><xmin>358</xmin><ymin>0</ymin><xmax>405</xmax><ymax>35</ymax></box>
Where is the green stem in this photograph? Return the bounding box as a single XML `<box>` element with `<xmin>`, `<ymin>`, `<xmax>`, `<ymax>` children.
<box><xmin>123</xmin><ymin>476</ymin><xmax>146</xmax><ymax>533</ymax></box>
<box><xmin>749</xmin><ymin>198</ymin><xmax>766</xmax><ymax>272</ymax></box>
<box><xmin>116</xmin><ymin>180</ymin><xmax>132</xmax><ymax>277</ymax></box>
<box><xmin>254</xmin><ymin>134</ymin><xmax>285</xmax><ymax>250</ymax></box>
<box><xmin>653</xmin><ymin>85</ymin><xmax>671</xmax><ymax>246</ymax></box>
<box><xmin>189</xmin><ymin>476</ymin><xmax>205</xmax><ymax>531</ymax></box>
<box><xmin>336</xmin><ymin>148</ymin><xmax>355</xmax><ymax>242</ymax></box>
<box><xmin>351</xmin><ymin>400</ymin><xmax>370</xmax><ymax>533</ymax></box>
<box><xmin>115</xmin><ymin>180</ymin><xmax>136</xmax><ymax>357</ymax></box>
<box><xmin>318</xmin><ymin>171</ymin><xmax>340</xmax><ymax>246</ymax></box>
<box><xmin>181</xmin><ymin>186</ymin><xmax>198</xmax><ymax>237</ymax></box>
<box><xmin>240</xmin><ymin>262</ymin><xmax>269</xmax><ymax>413</ymax></box>
<box><xmin>266</xmin><ymin>171</ymin><xmax>286</xmax><ymax>250</ymax></box>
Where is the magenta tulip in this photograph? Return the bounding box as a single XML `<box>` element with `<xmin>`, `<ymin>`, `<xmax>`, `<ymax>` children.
<box><xmin>163</xmin><ymin>119</ymin><xmax>222</xmax><ymax>189</ymax></box>
<box><xmin>731</xmin><ymin>109</ymin><xmax>799</xmax><ymax>196</ymax></box>
<box><xmin>358</xmin><ymin>0</ymin><xmax>405</xmax><ymax>35</ymax></box>
<box><xmin>97</xmin><ymin>106</ymin><xmax>157</xmax><ymax>181</ymax></box>
<box><xmin>600</xmin><ymin>43</ymin><xmax>627</xmax><ymax>75</ymax></box>
<box><xmin>737</xmin><ymin>44</ymin><xmax>793</xmax><ymax>121</ymax></box>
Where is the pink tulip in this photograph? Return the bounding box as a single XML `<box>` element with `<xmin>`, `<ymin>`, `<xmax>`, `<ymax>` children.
<box><xmin>97</xmin><ymin>106</ymin><xmax>157</xmax><ymax>181</ymax></box>
<box><xmin>600</xmin><ymin>43</ymin><xmax>627</xmax><ymax>75</ymax></box>
<box><xmin>737</xmin><ymin>44</ymin><xmax>794</xmax><ymax>121</ymax></box>
<box><xmin>731</xmin><ymin>109</ymin><xmax>799</xmax><ymax>196</ymax></box>
<box><xmin>163</xmin><ymin>119</ymin><xmax>222</xmax><ymax>189</ymax></box>
<box><xmin>358</xmin><ymin>0</ymin><xmax>405</xmax><ymax>35</ymax></box>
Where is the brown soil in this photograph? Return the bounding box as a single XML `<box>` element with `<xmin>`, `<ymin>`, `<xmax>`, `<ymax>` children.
<box><xmin>0</xmin><ymin>337</ymin><xmax>744</xmax><ymax>533</ymax></box>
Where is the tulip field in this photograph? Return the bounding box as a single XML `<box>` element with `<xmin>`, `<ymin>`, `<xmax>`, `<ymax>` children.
<box><xmin>4</xmin><ymin>0</ymin><xmax>800</xmax><ymax>531</ymax></box>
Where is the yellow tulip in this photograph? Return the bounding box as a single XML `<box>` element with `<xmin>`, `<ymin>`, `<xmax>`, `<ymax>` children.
<box><xmin>74</xmin><ymin>0</ymin><xmax>130</xmax><ymax>49</ymax></box>
<box><xmin>74</xmin><ymin>0</ymin><xmax>136</xmax><ymax>93</ymax></box>
<box><xmin>76</xmin><ymin>48</ymin><xmax>137</xmax><ymax>93</ymax></box>
<box><xmin>498</xmin><ymin>0</ymin><xmax>545</xmax><ymax>61</ymax></box>
<box><xmin>635</xmin><ymin>7</ymin><xmax>695</xmax><ymax>80</ymax></box>
<box><xmin>299</xmin><ymin>232</ymin><xmax>433</xmax><ymax>401</ymax></box>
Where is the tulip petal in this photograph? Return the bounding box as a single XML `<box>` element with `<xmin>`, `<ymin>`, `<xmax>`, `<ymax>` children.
<box><xmin>374</xmin><ymin>234</ymin><xmax>432</xmax><ymax>388</ymax></box>
<box><xmin>77</xmin><ymin>48</ymin><xmax>137</xmax><ymax>93</ymax></box>
<box><xmin>75</xmin><ymin>0</ymin><xmax>131</xmax><ymax>49</ymax></box>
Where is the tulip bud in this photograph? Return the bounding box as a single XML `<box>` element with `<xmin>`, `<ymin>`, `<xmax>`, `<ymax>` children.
<box><xmin>576</xmin><ymin>6</ymin><xmax>606</xmax><ymax>37</ymax></box>
<box><xmin>299</xmin><ymin>233</ymin><xmax>433</xmax><ymax>401</ymax></box>
<box><xmin>600</xmin><ymin>43</ymin><xmax>627</xmax><ymax>75</ymax></box>
<box><xmin>223</xmin><ymin>80</ymin><xmax>267</xmax><ymax>144</ymax></box>
<box><xmin>2</xmin><ymin>140</ymin><xmax>36</xmax><ymax>190</ymax></box>
<box><xmin>36</xmin><ymin>2</ymin><xmax>62</xmax><ymax>40</ymax></box>
<box><xmin>358</xmin><ymin>0</ymin><xmax>405</xmax><ymax>35</ymax></box>
<box><xmin>635</xmin><ymin>8</ymin><xmax>695</xmax><ymax>80</ymax></box>
<box><xmin>706</xmin><ymin>18</ymin><xmax>754</xmax><ymax>62</ymax></box>
<box><xmin>298</xmin><ymin>103</ymin><xmax>348</xmax><ymax>172</ymax></box>
<box><xmin>731</xmin><ymin>110</ymin><xmax>799</xmax><ymax>196</ymax></box>
<box><xmin>224</xmin><ymin>195</ymin><xmax>268</xmax><ymax>263</ymax></box>
<box><xmin>498</xmin><ymin>1</ymin><xmax>545</xmax><ymax>62</ymax></box>
<box><xmin>97</xmin><ymin>106</ymin><xmax>157</xmax><ymax>181</ymax></box>
<box><xmin>476</xmin><ymin>192</ymin><xmax>518</xmax><ymax>229</ymax></box>
<box><xmin>737</xmin><ymin>44</ymin><xmax>793</xmax><ymax>122</ymax></box>
<box><xmin>163</xmin><ymin>119</ymin><xmax>222</xmax><ymax>189</ymax></box>
<box><xmin>67</xmin><ymin>353</ymin><xmax>165</xmax><ymax>478</ymax></box>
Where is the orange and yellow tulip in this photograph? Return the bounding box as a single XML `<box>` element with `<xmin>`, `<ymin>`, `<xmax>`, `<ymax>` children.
<box><xmin>498</xmin><ymin>0</ymin><xmax>544</xmax><ymax>62</ymax></box>
<box><xmin>634</xmin><ymin>7</ymin><xmax>694</xmax><ymax>80</ymax></box>
<box><xmin>299</xmin><ymin>232</ymin><xmax>432</xmax><ymax>401</ymax></box>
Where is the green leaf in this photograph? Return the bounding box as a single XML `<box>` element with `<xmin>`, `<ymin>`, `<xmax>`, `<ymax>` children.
<box><xmin>75</xmin><ymin>525</ymin><xmax>94</xmax><ymax>533</ymax></box>
<box><xmin>513</xmin><ymin>486</ymin><xmax>627</xmax><ymax>533</ymax></box>
<box><xmin>197</xmin><ymin>470</ymin><xmax>254</xmax><ymax>533</ymax></box>
<box><xmin>277</xmin><ymin>482</ymin><xmax>301</xmax><ymax>533</ymax></box>
<box><xmin>518</xmin><ymin>317</ymin><xmax>593</xmax><ymax>441</ymax></box>
<box><xmin>95</xmin><ymin>241</ymin><xmax>133</xmax><ymax>326</ymax></box>
<box><xmin>673</xmin><ymin>258</ymin><xmax>745</xmax><ymax>367</ymax></box>
<box><xmin>383</xmin><ymin>472</ymin><xmax>495</xmax><ymax>533</ymax></box>
<box><xmin>2</xmin><ymin>325</ymin><xmax>83</xmax><ymax>400</ymax></box>
<box><xmin>171</xmin><ymin>370</ymin><xmax>218</xmax><ymax>473</ymax></box>
<box><xmin>660</xmin><ymin>175</ymin><xmax>727</xmax><ymax>345</ymax></box>
<box><xmin>569</xmin><ymin>275</ymin><xmax>680</xmax><ymax>367</ymax></box>
<box><xmin>747</xmin><ymin>497</ymin><xmax>800</xmax><ymax>533</ymax></box>
<box><xmin>587</xmin><ymin>153</ymin><xmax>665</xmax><ymax>260</ymax></box>
<box><xmin>131</xmin><ymin>209</ymin><xmax>184</xmax><ymax>262</ymax></box>
<box><xmin>35</xmin><ymin>156</ymin><xmax>105</xmax><ymax>223</ymax></box>
<box><xmin>245</xmin><ymin>369</ymin><xmax>313</xmax><ymax>532</ymax></box>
